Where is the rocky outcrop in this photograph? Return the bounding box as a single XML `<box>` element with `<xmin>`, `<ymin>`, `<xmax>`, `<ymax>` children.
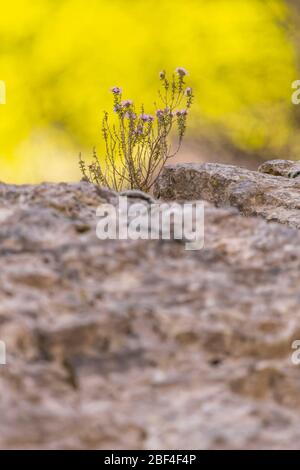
<box><xmin>154</xmin><ymin>161</ymin><xmax>300</xmax><ymax>228</ymax></box>
<box><xmin>0</xmin><ymin>172</ymin><xmax>300</xmax><ymax>449</ymax></box>
<box><xmin>258</xmin><ymin>159</ymin><xmax>300</xmax><ymax>178</ymax></box>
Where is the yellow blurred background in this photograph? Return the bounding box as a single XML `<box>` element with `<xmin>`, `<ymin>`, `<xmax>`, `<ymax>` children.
<box><xmin>0</xmin><ymin>0</ymin><xmax>299</xmax><ymax>183</ymax></box>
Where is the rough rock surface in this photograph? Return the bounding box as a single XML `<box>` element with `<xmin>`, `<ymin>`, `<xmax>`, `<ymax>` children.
<box><xmin>0</xmin><ymin>177</ymin><xmax>300</xmax><ymax>449</ymax></box>
<box><xmin>258</xmin><ymin>159</ymin><xmax>300</xmax><ymax>178</ymax></box>
<box><xmin>154</xmin><ymin>161</ymin><xmax>300</xmax><ymax>228</ymax></box>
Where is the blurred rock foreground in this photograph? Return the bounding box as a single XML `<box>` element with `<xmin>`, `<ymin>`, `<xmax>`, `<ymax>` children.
<box><xmin>1</xmin><ymin>160</ymin><xmax>300</xmax><ymax>449</ymax></box>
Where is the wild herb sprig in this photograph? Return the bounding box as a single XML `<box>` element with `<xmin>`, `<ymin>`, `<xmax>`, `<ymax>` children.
<box><xmin>80</xmin><ymin>67</ymin><xmax>193</xmax><ymax>192</ymax></box>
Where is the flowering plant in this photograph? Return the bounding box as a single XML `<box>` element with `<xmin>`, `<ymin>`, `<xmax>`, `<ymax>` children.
<box><xmin>80</xmin><ymin>67</ymin><xmax>193</xmax><ymax>192</ymax></box>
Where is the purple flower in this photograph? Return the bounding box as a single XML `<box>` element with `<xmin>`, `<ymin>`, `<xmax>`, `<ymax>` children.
<box><xmin>122</xmin><ymin>99</ymin><xmax>133</xmax><ymax>108</ymax></box>
<box><xmin>156</xmin><ymin>109</ymin><xmax>164</xmax><ymax>119</ymax></box>
<box><xmin>113</xmin><ymin>104</ymin><xmax>122</xmax><ymax>112</ymax></box>
<box><xmin>185</xmin><ymin>87</ymin><xmax>192</xmax><ymax>96</ymax></box>
<box><xmin>159</xmin><ymin>70</ymin><xmax>166</xmax><ymax>80</ymax></box>
<box><xmin>110</xmin><ymin>86</ymin><xmax>122</xmax><ymax>95</ymax></box>
<box><xmin>140</xmin><ymin>113</ymin><xmax>154</xmax><ymax>122</ymax></box>
<box><xmin>176</xmin><ymin>109</ymin><xmax>188</xmax><ymax>117</ymax></box>
<box><xmin>175</xmin><ymin>67</ymin><xmax>189</xmax><ymax>77</ymax></box>
<box><xmin>163</xmin><ymin>107</ymin><xmax>174</xmax><ymax>117</ymax></box>
<box><xmin>124</xmin><ymin>111</ymin><xmax>136</xmax><ymax>119</ymax></box>
<box><xmin>134</xmin><ymin>125</ymin><xmax>143</xmax><ymax>135</ymax></box>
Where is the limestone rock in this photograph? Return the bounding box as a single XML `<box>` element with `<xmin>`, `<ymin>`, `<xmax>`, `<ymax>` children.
<box><xmin>154</xmin><ymin>162</ymin><xmax>300</xmax><ymax>228</ymax></box>
<box><xmin>258</xmin><ymin>159</ymin><xmax>300</xmax><ymax>178</ymax></box>
<box><xmin>0</xmin><ymin>180</ymin><xmax>300</xmax><ymax>449</ymax></box>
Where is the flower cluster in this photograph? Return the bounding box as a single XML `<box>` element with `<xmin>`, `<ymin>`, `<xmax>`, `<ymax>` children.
<box><xmin>175</xmin><ymin>67</ymin><xmax>189</xmax><ymax>77</ymax></box>
<box><xmin>139</xmin><ymin>113</ymin><xmax>154</xmax><ymax>122</ymax></box>
<box><xmin>111</xmin><ymin>86</ymin><xmax>122</xmax><ymax>95</ymax></box>
<box><xmin>80</xmin><ymin>68</ymin><xmax>194</xmax><ymax>192</ymax></box>
<box><xmin>122</xmin><ymin>100</ymin><xmax>133</xmax><ymax>108</ymax></box>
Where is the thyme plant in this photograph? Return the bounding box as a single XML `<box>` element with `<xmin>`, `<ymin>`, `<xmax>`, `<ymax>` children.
<box><xmin>80</xmin><ymin>67</ymin><xmax>193</xmax><ymax>192</ymax></box>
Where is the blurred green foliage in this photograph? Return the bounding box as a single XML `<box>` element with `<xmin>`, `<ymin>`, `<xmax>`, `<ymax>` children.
<box><xmin>0</xmin><ymin>0</ymin><xmax>298</xmax><ymax>182</ymax></box>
